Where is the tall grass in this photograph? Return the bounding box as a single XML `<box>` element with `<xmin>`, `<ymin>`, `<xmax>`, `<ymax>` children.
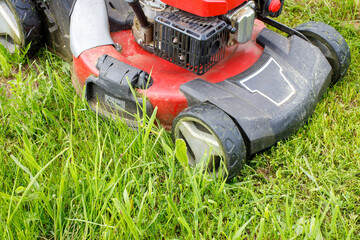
<box><xmin>0</xmin><ymin>0</ymin><xmax>359</xmax><ymax>239</ymax></box>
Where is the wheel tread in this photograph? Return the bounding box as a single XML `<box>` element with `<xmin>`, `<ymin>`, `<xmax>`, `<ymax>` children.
<box><xmin>296</xmin><ymin>21</ymin><xmax>351</xmax><ymax>83</ymax></box>
<box><xmin>173</xmin><ymin>102</ymin><xmax>246</xmax><ymax>180</ymax></box>
<box><xmin>6</xmin><ymin>0</ymin><xmax>42</xmax><ymax>53</ymax></box>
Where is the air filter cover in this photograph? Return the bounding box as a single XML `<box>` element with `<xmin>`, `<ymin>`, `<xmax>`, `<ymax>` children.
<box><xmin>154</xmin><ymin>11</ymin><xmax>229</xmax><ymax>75</ymax></box>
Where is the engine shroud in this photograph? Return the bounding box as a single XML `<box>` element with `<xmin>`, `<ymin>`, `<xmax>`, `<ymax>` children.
<box><xmin>154</xmin><ymin>11</ymin><xmax>229</xmax><ymax>75</ymax></box>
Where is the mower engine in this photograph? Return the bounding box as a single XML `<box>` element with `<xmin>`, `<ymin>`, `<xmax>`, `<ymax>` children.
<box><xmin>128</xmin><ymin>0</ymin><xmax>263</xmax><ymax>75</ymax></box>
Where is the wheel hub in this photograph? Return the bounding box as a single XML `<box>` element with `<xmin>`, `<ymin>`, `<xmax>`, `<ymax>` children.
<box><xmin>0</xmin><ymin>0</ymin><xmax>21</xmax><ymax>52</ymax></box>
<box><xmin>176</xmin><ymin>118</ymin><xmax>224</xmax><ymax>168</ymax></box>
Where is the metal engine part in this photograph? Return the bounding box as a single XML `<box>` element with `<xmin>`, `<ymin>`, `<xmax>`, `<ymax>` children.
<box><xmin>225</xmin><ymin>1</ymin><xmax>256</xmax><ymax>45</ymax></box>
<box><xmin>130</xmin><ymin>0</ymin><xmax>177</xmax><ymax>50</ymax></box>
<box><xmin>131</xmin><ymin>16</ymin><xmax>153</xmax><ymax>46</ymax></box>
<box><xmin>129</xmin><ymin>0</ymin><xmax>257</xmax><ymax>71</ymax></box>
<box><xmin>140</xmin><ymin>0</ymin><xmax>168</xmax><ymax>22</ymax></box>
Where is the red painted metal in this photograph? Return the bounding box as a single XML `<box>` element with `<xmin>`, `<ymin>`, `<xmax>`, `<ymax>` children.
<box><xmin>268</xmin><ymin>0</ymin><xmax>281</xmax><ymax>12</ymax></box>
<box><xmin>160</xmin><ymin>0</ymin><xmax>247</xmax><ymax>17</ymax></box>
<box><xmin>73</xmin><ymin>20</ymin><xmax>266</xmax><ymax>129</ymax></box>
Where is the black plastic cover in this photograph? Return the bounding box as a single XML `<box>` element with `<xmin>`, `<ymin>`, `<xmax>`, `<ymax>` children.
<box><xmin>180</xmin><ymin>28</ymin><xmax>332</xmax><ymax>155</ymax></box>
<box><xmin>85</xmin><ymin>55</ymin><xmax>153</xmax><ymax>124</ymax></box>
<box><xmin>154</xmin><ymin>11</ymin><xmax>229</xmax><ymax>75</ymax></box>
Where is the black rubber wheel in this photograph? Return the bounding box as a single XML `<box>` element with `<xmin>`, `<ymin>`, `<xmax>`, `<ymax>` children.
<box><xmin>296</xmin><ymin>21</ymin><xmax>351</xmax><ymax>83</ymax></box>
<box><xmin>172</xmin><ymin>102</ymin><xmax>246</xmax><ymax>180</ymax></box>
<box><xmin>0</xmin><ymin>0</ymin><xmax>42</xmax><ymax>53</ymax></box>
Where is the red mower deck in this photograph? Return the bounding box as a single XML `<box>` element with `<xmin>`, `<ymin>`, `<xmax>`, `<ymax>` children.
<box><xmin>73</xmin><ymin>21</ymin><xmax>265</xmax><ymax>128</ymax></box>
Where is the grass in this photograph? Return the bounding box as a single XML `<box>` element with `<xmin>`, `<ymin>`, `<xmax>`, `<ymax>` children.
<box><xmin>0</xmin><ymin>0</ymin><xmax>359</xmax><ymax>239</ymax></box>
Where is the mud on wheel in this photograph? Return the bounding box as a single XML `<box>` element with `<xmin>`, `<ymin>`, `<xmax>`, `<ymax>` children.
<box><xmin>0</xmin><ymin>0</ymin><xmax>42</xmax><ymax>53</ymax></box>
<box><xmin>296</xmin><ymin>21</ymin><xmax>351</xmax><ymax>83</ymax></box>
<box><xmin>172</xmin><ymin>102</ymin><xmax>246</xmax><ymax>180</ymax></box>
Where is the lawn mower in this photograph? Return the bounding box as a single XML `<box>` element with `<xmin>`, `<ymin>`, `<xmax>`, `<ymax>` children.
<box><xmin>1</xmin><ymin>0</ymin><xmax>351</xmax><ymax>180</ymax></box>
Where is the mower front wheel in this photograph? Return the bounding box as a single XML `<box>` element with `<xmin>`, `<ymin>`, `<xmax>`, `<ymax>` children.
<box><xmin>0</xmin><ymin>0</ymin><xmax>42</xmax><ymax>53</ymax></box>
<box><xmin>172</xmin><ymin>102</ymin><xmax>246</xmax><ymax>180</ymax></box>
<box><xmin>296</xmin><ymin>21</ymin><xmax>351</xmax><ymax>83</ymax></box>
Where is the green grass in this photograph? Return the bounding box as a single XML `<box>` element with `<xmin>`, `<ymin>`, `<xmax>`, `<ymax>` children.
<box><xmin>0</xmin><ymin>0</ymin><xmax>359</xmax><ymax>239</ymax></box>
